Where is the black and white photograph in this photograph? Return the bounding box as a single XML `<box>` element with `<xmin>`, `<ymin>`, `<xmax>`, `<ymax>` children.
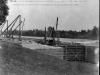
<box><xmin>0</xmin><ymin>0</ymin><xmax>99</xmax><ymax>75</ymax></box>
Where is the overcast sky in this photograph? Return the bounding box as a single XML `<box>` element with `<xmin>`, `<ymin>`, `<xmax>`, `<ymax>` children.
<box><xmin>6</xmin><ymin>0</ymin><xmax>99</xmax><ymax>31</ymax></box>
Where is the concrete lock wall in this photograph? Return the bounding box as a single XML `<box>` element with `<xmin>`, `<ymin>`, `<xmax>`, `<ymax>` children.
<box><xmin>85</xmin><ymin>46</ymin><xmax>99</xmax><ymax>64</ymax></box>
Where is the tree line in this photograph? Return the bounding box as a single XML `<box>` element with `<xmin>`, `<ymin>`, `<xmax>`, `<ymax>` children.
<box><xmin>0</xmin><ymin>1</ymin><xmax>99</xmax><ymax>40</ymax></box>
<box><xmin>12</xmin><ymin>26</ymin><xmax>99</xmax><ymax>40</ymax></box>
<box><xmin>0</xmin><ymin>0</ymin><xmax>9</xmax><ymax>25</ymax></box>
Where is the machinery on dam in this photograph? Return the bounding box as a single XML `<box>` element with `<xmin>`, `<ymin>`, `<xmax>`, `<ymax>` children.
<box><xmin>38</xmin><ymin>17</ymin><xmax>60</xmax><ymax>46</ymax></box>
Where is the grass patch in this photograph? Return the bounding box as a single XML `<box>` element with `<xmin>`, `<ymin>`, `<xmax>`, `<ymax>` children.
<box><xmin>0</xmin><ymin>41</ymin><xmax>99</xmax><ymax>75</ymax></box>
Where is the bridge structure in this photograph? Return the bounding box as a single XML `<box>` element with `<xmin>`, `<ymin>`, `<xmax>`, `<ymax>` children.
<box><xmin>0</xmin><ymin>15</ymin><xmax>25</xmax><ymax>41</ymax></box>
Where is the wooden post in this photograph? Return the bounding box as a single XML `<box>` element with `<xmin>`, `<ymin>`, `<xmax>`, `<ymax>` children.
<box><xmin>56</xmin><ymin>17</ymin><xmax>59</xmax><ymax>45</ymax></box>
<box><xmin>1</xmin><ymin>29</ymin><xmax>2</xmax><ymax>37</ymax></box>
<box><xmin>45</xmin><ymin>27</ymin><xmax>47</xmax><ymax>44</ymax></box>
<box><xmin>12</xmin><ymin>27</ymin><xmax>13</xmax><ymax>39</ymax></box>
<box><xmin>85</xmin><ymin>46</ymin><xmax>87</xmax><ymax>62</ymax></box>
<box><xmin>19</xmin><ymin>16</ymin><xmax>21</xmax><ymax>40</ymax></box>
<box><xmin>52</xmin><ymin>27</ymin><xmax>55</xmax><ymax>42</ymax></box>
<box><xmin>6</xmin><ymin>20</ymin><xmax>8</xmax><ymax>38</ymax></box>
<box><xmin>57</xmin><ymin>32</ymin><xmax>60</xmax><ymax>45</ymax></box>
<box><xmin>63</xmin><ymin>46</ymin><xmax>66</xmax><ymax>60</ymax></box>
<box><xmin>21</xmin><ymin>18</ymin><xmax>25</xmax><ymax>37</ymax></box>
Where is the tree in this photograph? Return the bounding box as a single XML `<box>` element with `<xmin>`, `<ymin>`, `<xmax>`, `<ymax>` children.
<box><xmin>87</xmin><ymin>29</ymin><xmax>93</xmax><ymax>35</ymax></box>
<box><xmin>80</xmin><ymin>30</ymin><xmax>87</xmax><ymax>35</ymax></box>
<box><xmin>48</xmin><ymin>26</ymin><xmax>53</xmax><ymax>32</ymax></box>
<box><xmin>92</xmin><ymin>26</ymin><xmax>99</xmax><ymax>37</ymax></box>
<box><xmin>47</xmin><ymin>26</ymin><xmax>53</xmax><ymax>37</ymax></box>
<box><xmin>0</xmin><ymin>0</ymin><xmax>9</xmax><ymax>25</ymax></box>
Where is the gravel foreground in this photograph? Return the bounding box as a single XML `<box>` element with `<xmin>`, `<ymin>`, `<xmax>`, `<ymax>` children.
<box><xmin>0</xmin><ymin>41</ymin><xmax>99</xmax><ymax>75</ymax></box>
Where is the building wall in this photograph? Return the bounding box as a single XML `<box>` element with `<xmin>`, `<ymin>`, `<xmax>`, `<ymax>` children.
<box><xmin>85</xmin><ymin>46</ymin><xmax>99</xmax><ymax>64</ymax></box>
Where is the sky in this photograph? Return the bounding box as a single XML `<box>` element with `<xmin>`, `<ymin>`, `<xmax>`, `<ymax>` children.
<box><xmin>6</xmin><ymin>0</ymin><xmax>99</xmax><ymax>31</ymax></box>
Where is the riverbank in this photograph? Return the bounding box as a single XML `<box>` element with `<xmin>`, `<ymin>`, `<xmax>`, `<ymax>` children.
<box><xmin>0</xmin><ymin>36</ymin><xmax>99</xmax><ymax>60</ymax></box>
<box><xmin>0</xmin><ymin>41</ymin><xmax>99</xmax><ymax>75</ymax></box>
